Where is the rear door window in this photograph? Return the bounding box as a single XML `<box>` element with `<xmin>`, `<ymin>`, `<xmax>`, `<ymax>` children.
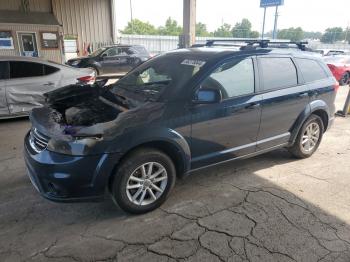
<box><xmin>0</xmin><ymin>62</ymin><xmax>9</xmax><ymax>80</ymax></box>
<box><xmin>9</xmin><ymin>61</ymin><xmax>44</xmax><ymax>79</ymax></box>
<box><xmin>296</xmin><ymin>58</ymin><xmax>328</xmax><ymax>83</ymax></box>
<box><xmin>259</xmin><ymin>57</ymin><xmax>298</xmax><ymax>91</ymax></box>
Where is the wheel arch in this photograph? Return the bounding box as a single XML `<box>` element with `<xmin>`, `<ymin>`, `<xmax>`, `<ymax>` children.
<box><xmin>107</xmin><ymin>129</ymin><xmax>191</xmax><ymax>192</ymax></box>
<box><xmin>290</xmin><ymin>101</ymin><xmax>330</xmax><ymax>144</ymax></box>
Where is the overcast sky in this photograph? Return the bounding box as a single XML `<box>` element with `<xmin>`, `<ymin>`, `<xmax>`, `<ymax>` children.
<box><xmin>115</xmin><ymin>0</ymin><xmax>350</xmax><ymax>33</ymax></box>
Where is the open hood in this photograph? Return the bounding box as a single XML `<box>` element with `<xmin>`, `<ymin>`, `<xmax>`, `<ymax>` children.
<box><xmin>30</xmin><ymin>84</ymin><xmax>165</xmax><ymax>141</ymax></box>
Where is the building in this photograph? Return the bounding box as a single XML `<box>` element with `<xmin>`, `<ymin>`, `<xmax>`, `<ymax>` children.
<box><xmin>0</xmin><ymin>0</ymin><xmax>117</xmax><ymax>63</ymax></box>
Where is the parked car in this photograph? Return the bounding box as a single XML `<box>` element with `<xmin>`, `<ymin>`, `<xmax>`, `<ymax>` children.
<box><xmin>0</xmin><ymin>56</ymin><xmax>95</xmax><ymax>119</ymax></box>
<box><xmin>316</xmin><ymin>49</ymin><xmax>349</xmax><ymax>56</ymax></box>
<box><xmin>24</xmin><ymin>42</ymin><xmax>337</xmax><ymax>214</ymax></box>
<box><xmin>323</xmin><ymin>55</ymin><xmax>350</xmax><ymax>86</ymax></box>
<box><xmin>66</xmin><ymin>45</ymin><xmax>151</xmax><ymax>77</ymax></box>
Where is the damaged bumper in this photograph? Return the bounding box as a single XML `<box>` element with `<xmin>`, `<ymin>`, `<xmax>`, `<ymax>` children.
<box><xmin>24</xmin><ymin>132</ymin><xmax>121</xmax><ymax>202</ymax></box>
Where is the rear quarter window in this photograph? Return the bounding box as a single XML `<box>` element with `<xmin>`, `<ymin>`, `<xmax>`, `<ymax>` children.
<box><xmin>295</xmin><ymin>58</ymin><xmax>328</xmax><ymax>83</ymax></box>
<box><xmin>259</xmin><ymin>57</ymin><xmax>298</xmax><ymax>91</ymax></box>
<box><xmin>10</xmin><ymin>61</ymin><xmax>44</xmax><ymax>78</ymax></box>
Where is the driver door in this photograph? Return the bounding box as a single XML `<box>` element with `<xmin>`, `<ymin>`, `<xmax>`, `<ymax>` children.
<box><xmin>190</xmin><ymin>58</ymin><xmax>263</xmax><ymax>169</ymax></box>
<box><xmin>100</xmin><ymin>47</ymin><xmax>129</xmax><ymax>76</ymax></box>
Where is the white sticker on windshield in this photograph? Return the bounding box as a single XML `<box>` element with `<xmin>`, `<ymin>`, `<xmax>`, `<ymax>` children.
<box><xmin>181</xmin><ymin>59</ymin><xmax>206</xmax><ymax>67</ymax></box>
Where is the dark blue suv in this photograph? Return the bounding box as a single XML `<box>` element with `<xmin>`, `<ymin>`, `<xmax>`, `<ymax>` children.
<box><xmin>24</xmin><ymin>40</ymin><xmax>337</xmax><ymax>213</ymax></box>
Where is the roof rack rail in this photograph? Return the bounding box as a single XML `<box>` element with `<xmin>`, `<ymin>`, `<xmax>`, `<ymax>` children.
<box><xmin>203</xmin><ymin>39</ymin><xmax>308</xmax><ymax>50</ymax></box>
<box><xmin>205</xmin><ymin>39</ymin><xmax>261</xmax><ymax>47</ymax></box>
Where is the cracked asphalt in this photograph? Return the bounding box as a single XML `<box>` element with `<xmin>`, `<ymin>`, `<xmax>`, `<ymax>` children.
<box><xmin>1</xmin><ymin>87</ymin><xmax>350</xmax><ymax>262</ymax></box>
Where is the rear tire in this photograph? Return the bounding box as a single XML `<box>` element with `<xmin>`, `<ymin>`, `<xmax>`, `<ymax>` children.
<box><xmin>289</xmin><ymin>115</ymin><xmax>324</xmax><ymax>159</ymax></box>
<box><xmin>111</xmin><ymin>148</ymin><xmax>176</xmax><ymax>214</ymax></box>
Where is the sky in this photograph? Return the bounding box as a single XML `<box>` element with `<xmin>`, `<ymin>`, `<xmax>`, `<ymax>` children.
<box><xmin>115</xmin><ymin>0</ymin><xmax>350</xmax><ymax>34</ymax></box>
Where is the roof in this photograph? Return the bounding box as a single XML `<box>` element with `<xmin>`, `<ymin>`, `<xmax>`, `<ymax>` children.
<box><xmin>0</xmin><ymin>10</ymin><xmax>60</xmax><ymax>26</ymax></box>
<box><xmin>0</xmin><ymin>55</ymin><xmax>55</xmax><ymax>64</ymax></box>
<box><xmin>162</xmin><ymin>47</ymin><xmax>323</xmax><ymax>65</ymax></box>
<box><xmin>104</xmin><ymin>44</ymin><xmax>144</xmax><ymax>48</ymax></box>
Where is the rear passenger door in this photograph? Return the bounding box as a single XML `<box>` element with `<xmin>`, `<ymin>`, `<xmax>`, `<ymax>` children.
<box><xmin>256</xmin><ymin>56</ymin><xmax>310</xmax><ymax>150</ymax></box>
<box><xmin>6</xmin><ymin>61</ymin><xmax>60</xmax><ymax>114</ymax></box>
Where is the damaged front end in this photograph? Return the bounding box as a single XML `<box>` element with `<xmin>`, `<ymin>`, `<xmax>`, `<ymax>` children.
<box><xmin>28</xmin><ymin>83</ymin><xmax>164</xmax><ymax>156</ymax></box>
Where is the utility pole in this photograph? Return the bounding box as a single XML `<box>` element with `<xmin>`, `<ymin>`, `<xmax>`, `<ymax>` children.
<box><xmin>129</xmin><ymin>0</ymin><xmax>134</xmax><ymax>34</ymax></box>
<box><xmin>261</xmin><ymin>7</ymin><xmax>266</xmax><ymax>39</ymax></box>
<box><xmin>344</xmin><ymin>21</ymin><xmax>349</xmax><ymax>43</ymax></box>
<box><xmin>272</xmin><ymin>5</ymin><xmax>279</xmax><ymax>39</ymax></box>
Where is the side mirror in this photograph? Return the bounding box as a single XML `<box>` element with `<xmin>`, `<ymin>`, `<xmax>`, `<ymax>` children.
<box><xmin>193</xmin><ymin>88</ymin><xmax>222</xmax><ymax>104</ymax></box>
<box><xmin>101</xmin><ymin>53</ymin><xmax>107</xmax><ymax>58</ymax></box>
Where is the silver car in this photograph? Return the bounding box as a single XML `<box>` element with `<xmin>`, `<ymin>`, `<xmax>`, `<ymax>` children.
<box><xmin>0</xmin><ymin>56</ymin><xmax>96</xmax><ymax>119</ymax></box>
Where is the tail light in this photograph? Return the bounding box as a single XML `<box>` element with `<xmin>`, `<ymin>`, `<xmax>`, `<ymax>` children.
<box><xmin>334</xmin><ymin>81</ymin><xmax>340</xmax><ymax>92</ymax></box>
<box><xmin>77</xmin><ymin>75</ymin><xmax>96</xmax><ymax>85</ymax></box>
<box><xmin>327</xmin><ymin>64</ymin><xmax>336</xmax><ymax>71</ymax></box>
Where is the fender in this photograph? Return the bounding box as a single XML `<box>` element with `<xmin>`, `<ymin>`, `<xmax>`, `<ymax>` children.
<box><xmin>86</xmin><ymin>60</ymin><xmax>102</xmax><ymax>72</ymax></box>
<box><xmin>109</xmin><ymin>127</ymin><xmax>191</xmax><ymax>175</ymax></box>
<box><xmin>289</xmin><ymin>100</ymin><xmax>330</xmax><ymax>144</ymax></box>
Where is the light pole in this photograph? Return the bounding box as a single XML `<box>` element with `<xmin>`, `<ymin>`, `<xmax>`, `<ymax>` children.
<box><xmin>261</xmin><ymin>7</ymin><xmax>267</xmax><ymax>39</ymax></box>
<box><xmin>129</xmin><ymin>0</ymin><xmax>134</xmax><ymax>34</ymax></box>
<box><xmin>272</xmin><ymin>5</ymin><xmax>279</xmax><ymax>39</ymax></box>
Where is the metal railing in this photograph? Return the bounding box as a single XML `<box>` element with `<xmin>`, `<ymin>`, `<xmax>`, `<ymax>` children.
<box><xmin>118</xmin><ymin>35</ymin><xmax>350</xmax><ymax>54</ymax></box>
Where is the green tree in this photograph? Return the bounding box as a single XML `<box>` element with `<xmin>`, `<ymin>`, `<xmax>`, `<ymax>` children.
<box><xmin>196</xmin><ymin>22</ymin><xmax>211</xmax><ymax>37</ymax></box>
<box><xmin>303</xmin><ymin>31</ymin><xmax>322</xmax><ymax>40</ymax></box>
<box><xmin>231</xmin><ymin>18</ymin><xmax>259</xmax><ymax>38</ymax></box>
<box><xmin>157</xmin><ymin>17</ymin><xmax>182</xmax><ymax>36</ymax></box>
<box><xmin>120</xmin><ymin>19</ymin><xmax>158</xmax><ymax>35</ymax></box>
<box><xmin>277</xmin><ymin>27</ymin><xmax>304</xmax><ymax>42</ymax></box>
<box><xmin>321</xmin><ymin>27</ymin><xmax>344</xmax><ymax>43</ymax></box>
<box><xmin>214</xmin><ymin>23</ymin><xmax>232</xmax><ymax>37</ymax></box>
<box><xmin>250</xmin><ymin>30</ymin><xmax>260</xmax><ymax>38</ymax></box>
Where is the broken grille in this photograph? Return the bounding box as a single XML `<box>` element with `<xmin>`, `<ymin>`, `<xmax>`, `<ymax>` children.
<box><xmin>29</xmin><ymin>128</ymin><xmax>49</xmax><ymax>153</ymax></box>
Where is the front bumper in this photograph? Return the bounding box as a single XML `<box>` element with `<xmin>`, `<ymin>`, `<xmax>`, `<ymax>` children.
<box><xmin>24</xmin><ymin>132</ymin><xmax>121</xmax><ymax>202</ymax></box>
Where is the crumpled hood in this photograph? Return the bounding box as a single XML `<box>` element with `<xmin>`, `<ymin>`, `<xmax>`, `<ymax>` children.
<box><xmin>30</xmin><ymin>84</ymin><xmax>165</xmax><ymax>141</ymax></box>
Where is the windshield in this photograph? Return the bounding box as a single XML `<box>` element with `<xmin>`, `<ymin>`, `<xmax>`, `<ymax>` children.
<box><xmin>114</xmin><ymin>54</ymin><xmax>206</xmax><ymax>101</ymax></box>
<box><xmin>323</xmin><ymin>56</ymin><xmax>350</xmax><ymax>64</ymax></box>
<box><xmin>90</xmin><ymin>47</ymin><xmax>106</xmax><ymax>57</ymax></box>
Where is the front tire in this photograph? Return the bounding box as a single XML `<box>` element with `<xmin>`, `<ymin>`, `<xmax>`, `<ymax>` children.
<box><xmin>111</xmin><ymin>148</ymin><xmax>176</xmax><ymax>214</ymax></box>
<box><xmin>289</xmin><ymin>115</ymin><xmax>324</xmax><ymax>159</ymax></box>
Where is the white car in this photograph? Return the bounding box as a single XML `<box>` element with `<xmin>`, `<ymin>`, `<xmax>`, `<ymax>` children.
<box><xmin>0</xmin><ymin>56</ymin><xmax>96</xmax><ymax>119</ymax></box>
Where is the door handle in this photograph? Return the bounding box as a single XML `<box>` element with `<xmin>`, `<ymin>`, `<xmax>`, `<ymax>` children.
<box><xmin>298</xmin><ymin>92</ymin><xmax>309</xmax><ymax>98</ymax></box>
<box><xmin>44</xmin><ymin>82</ymin><xmax>54</xmax><ymax>86</ymax></box>
<box><xmin>245</xmin><ymin>102</ymin><xmax>260</xmax><ymax>110</ymax></box>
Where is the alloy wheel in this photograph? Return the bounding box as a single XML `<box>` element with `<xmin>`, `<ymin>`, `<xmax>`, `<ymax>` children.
<box><xmin>126</xmin><ymin>162</ymin><xmax>168</xmax><ymax>206</ymax></box>
<box><xmin>300</xmin><ymin>122</ymin><xmax>320</xmax><ymax>153</ymax></box>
